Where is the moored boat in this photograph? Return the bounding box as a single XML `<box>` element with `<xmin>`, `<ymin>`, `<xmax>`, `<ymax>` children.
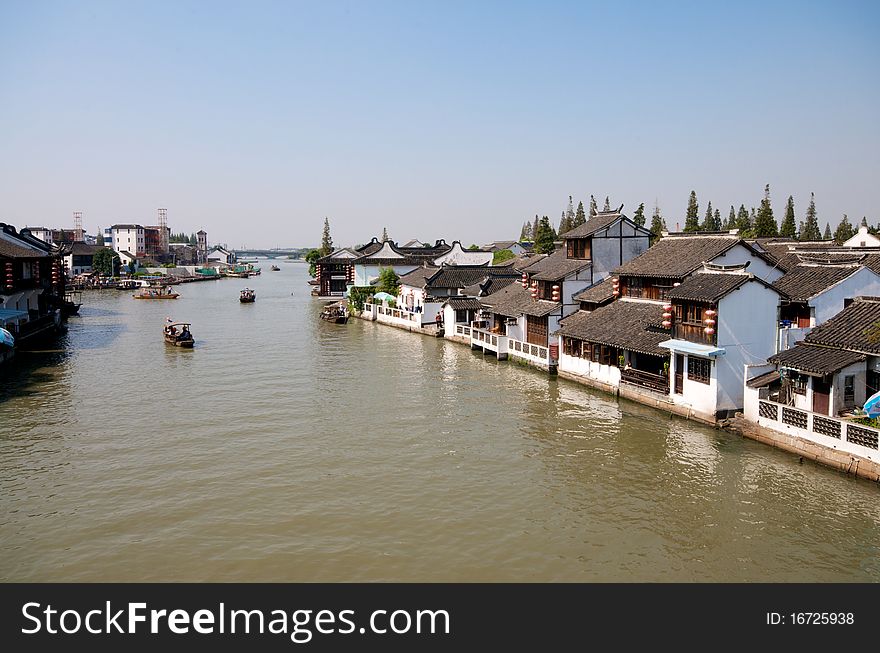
<box><xmin>270</xmin><ymin>265</ymin><xmax>280</xmax><ymax>271</ymax></box>
<box><xmin>239</xmin><ymin>288</ymin><xmax>256</xmax><ymax>303</ymax></box>
<box><xmin>134</xmin><ymin>286</ymin><xmax>179</xmax><ymax>299</ymax></box>
<box><xmin>164</xmin><ymin>321</ymin><xmax>194</xmax><ymax>347</ymax></box>
<box><xmin>321</xmin><ymin>301</ymin><xmax>348</xmax><ymax>324</ymax></box>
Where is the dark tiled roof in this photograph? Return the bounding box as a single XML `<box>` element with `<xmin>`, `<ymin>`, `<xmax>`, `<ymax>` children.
<box><xmin>444</xmin><ymin>297</ymin><xmax>482</xmax><ymax>310</ymax></box>
<box><xmin>555</xmin><ymin>300</ymin><xmax>670</xmax><ymax>357</ymax></box>
<box><xmin>769</xmin><ymin>344</ymin><xmax>866</xmax><ymax>374</ymax></box>
<box><xmin>480</xmin><ymin>283</ymin><xmax>560</xmax><ymax>318</ymax></box>
<box><xmin>0</xmin><ymin>224</ymin><xmax>55</xmax><ymax>258</ymax></box>
<box><xmin>461</xmin><ymin>274</ymin><xmax>519</xmax><ymax>297</ymax></box>
<box><xmin>398</xmin><ymin>266</ymin><xmax>440</xmax><ymax>287</ymax></box>
<box><xmin>573</xmin><ymin>277</ymin><xmax>616</xmax><ymax>304</ymax></box>
<box><xmin>560</xmin><ymin>210</ymin><xmax>625</xmax><ymax>238</ymax></box>
<box><xmin>668</xmin><ymin>272</ymin><xmax>757</xmax><ymax>302</ymax></box>
<box><xmin>521</xmin><ymin>248</ymin><xmax>591</xmax><ymax>281</ymax></box>
<box><xmin>614</xmin><ymin>235</ymin><xmax>741</xmax><ymax>279</ymax></box>
<box><xmin>802</xmin><ymin>297</ymin><xmax>880</xmax><ymax>355</ymax></box>
<box><xmin>426</xmin><ymin>265</ymin><xmax>492</xmax><ymax>289</ymax></box>
<box><xmin>110</xmin><ymin>224</ymin><xmax>143</xmax><ymax>230</ymax></box>
<box><xmin>746</xmin><ymin>370</ymin><xmax>780</xmax><ymax>388</ymax></box>
<box><xmin>771</xmin><ymin>264</ymin><xmax>861</xmax><ymax>301</ymax></box>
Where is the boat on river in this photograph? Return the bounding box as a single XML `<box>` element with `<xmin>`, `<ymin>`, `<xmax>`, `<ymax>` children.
<box><xmin>164</xmin><ymin>321</ymin><xmax>194</xmax><ymax>347</ymax></box>
<box><xmin>321</xmin><ymin>301</ymin><xmax>348</xmax><ymax>324</ymax></box>
<box><xmin>270</xmin><ymin>265</ymin><xmax>280</xmax><ymax>271</ymax></box>
<box><xmin>239</xmin><ymin>288</ymin><xmax>256</xmax><ymax>303</ymax></box>
<box><xmin>134</xmin><ymin>286</ymin><xmax>179</xmax><ymax>299</ymax></box>
<box><xmin>61</xmin><ymin>291</ymin><xmax>82</xmax><ymax>316</ymax></box>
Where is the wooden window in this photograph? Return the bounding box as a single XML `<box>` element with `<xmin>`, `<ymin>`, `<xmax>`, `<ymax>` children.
<box><xmin>563</xmin><ymin>337</ymin><xmax>582</xmax><ymax>357</ymax></box>
<box><xmin>566</xmin><ymin>238</ymin><xmax>590</xmax><ymax>260</ymax></box>
<box><xmin>687</xmin><ymin>356</ymin><xmax>711</xmax><ymax>384</ymax></box>
<box><xmin>526</xmin><ymin>315</ymin><xmax>548</xmax><ymax>346</ymax></box>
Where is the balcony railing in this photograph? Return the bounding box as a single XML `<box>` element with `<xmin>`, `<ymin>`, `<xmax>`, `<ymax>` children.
<box><xmin>673</xmin><ymin>323</ymin><xmax>716</xmax><ymax>346</ymax></box>
<box><xmin>620</xmin><ymin>368</ymin><xmax>670</xmax><ymax>394</ymax></box>
<box><xmin>472</xmin><ymin>327</ymin><xmax>507</xmax><ymax>354</ymax></box>
<box><xmin>507</xmin><ymin>337</ymin><xmax>548</xmax><ymax>363</ymax></box>
<box><xmin>756</xmin><ymin>398</ymin><xmax>879</xmax><ymax>454</ymax></box>
<box><xmin>454</xmin><ymin>324</ymin><xmax>472</xmax><ymax>337</ymax></box>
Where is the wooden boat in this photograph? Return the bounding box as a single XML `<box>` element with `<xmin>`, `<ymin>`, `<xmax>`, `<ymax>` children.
<box><xmin>134</xmin><ymin>286</ymin><xmax>179</xmax><ymax>299</ymax></box>
<box><xmin>270</xmin><ymin>265</ymin><xmax>280</xmax><ymax>271</ymax></box>
<box><xmin>239</xmin><ymin>288</ymin><xmax>256</xmax><ymax>303</ymax></box>
<box><xmin>61</xmin><ymin>291</ymin><xmax>82</xmax><ymax>316</ymax></box>
<box><xmin>164</xmin><ymin>322</ymin><xmax>194</xmax><ymax>347</ymax></box>
<box><xmin>321</xmin><ymin>301</ymin><xmax>348</xmax><ymax>324</ymax></box>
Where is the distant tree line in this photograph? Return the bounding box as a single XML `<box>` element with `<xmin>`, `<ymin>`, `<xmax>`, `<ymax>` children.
<box><xmin>518</xmin><ymin>186</ymin><xmax>876</xmax><ymax>247</ymax></box>
<box><xmin>169</xmin><ymin>232</ymin><xmax>200</xmax><ymax>245</ymax></box>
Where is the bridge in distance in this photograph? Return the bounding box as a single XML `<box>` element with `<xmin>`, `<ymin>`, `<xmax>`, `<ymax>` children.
<box><xmin>232</xmin><ymin>248</ymin><xmax>308</xmax><ymax>259</ymax></box>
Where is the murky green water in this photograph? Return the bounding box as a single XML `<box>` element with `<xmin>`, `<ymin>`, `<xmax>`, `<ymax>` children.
<box><xmin>1</xmin><ymin>263</ymin><xmax>878</xmax><ymax>581</ymax></box>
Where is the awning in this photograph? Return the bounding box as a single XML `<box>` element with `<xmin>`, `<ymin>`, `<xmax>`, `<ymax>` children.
<box><xmin>659</xmin><ymin>339</ymin><xmax>726</xmax><ymax>357</ymax></box>
<box><xmin>0</xmin><ymin>309</ymin><xmax>29</xmax><ymax>326</ymax></box>
<box><xmin>746</xmin><ymin>370</ymin><xmax>780</xmax><ymax>388</ymax></box>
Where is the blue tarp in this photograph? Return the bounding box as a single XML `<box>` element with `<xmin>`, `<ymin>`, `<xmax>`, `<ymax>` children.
<box><xmin>864</xmin><ymin>390</ymin><xmax>880</xmax><ymax>418</ymax></box>
<box><xmin>0</xmin><ymin>327</ymin><xmax>14</xmax><ymax>347</ymax></box>
<box><xmin>0</xmin><ymin>309</ymin><xmax>28</xmax><ymax>327</ymax></box>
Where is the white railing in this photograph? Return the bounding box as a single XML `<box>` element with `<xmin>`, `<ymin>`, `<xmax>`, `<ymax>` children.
<box><xmin>454</xmin><ymin>324</ymin><xmax>472</xmax><ymax>337</ymax></box>
<box><xmin>471</xmin><ymin>327</ymin><xmax>507</xmax><ymax>354</ymax></box>
<box><xmin>507</xmin><ymin>337</ymin><xmax>549</xmax><ymax>364</ymax></box>
<box><xmin>754</xmin><ymin>398</ymin><xmax>879</xmax><ymax>460</ymax></box>
<box><xmin>375</xmin><ymin>305</ymin><xmax>421</xmax><ymax>325</ymax></box>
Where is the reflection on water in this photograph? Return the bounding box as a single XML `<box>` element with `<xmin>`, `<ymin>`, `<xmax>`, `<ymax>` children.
<box><xmin>1</xmin><ymin>262</ymin><xmax>879</xmax><ymax>581</ymax></box>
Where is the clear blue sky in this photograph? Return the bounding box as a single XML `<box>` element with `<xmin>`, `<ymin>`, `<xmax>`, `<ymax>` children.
<box><xmin>1</xmin><ymin>1</ymin><xmax>878</xmax><ymax>248</ymax></box>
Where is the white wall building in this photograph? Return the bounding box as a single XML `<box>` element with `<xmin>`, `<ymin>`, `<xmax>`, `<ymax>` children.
<box><xmin>110</xmin><ymin>224</ymin><xmax>145</xmax><ymax>258</ymax></box>
<box><xmin>842</xmin><ymin>225</ymin><xmax>880</xmax><ymax>248</ymax></box>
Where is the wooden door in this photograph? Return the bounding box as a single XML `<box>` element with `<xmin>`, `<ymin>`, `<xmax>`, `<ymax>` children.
<box><xmin>674</xmin><ymin>354</ymin><xmax>684</xmax><ymax>394</ymax></box>
<box><xmin>812</xmin><ymin>378</ymin><xmax>831</xmax><ymax>415</ymax></box>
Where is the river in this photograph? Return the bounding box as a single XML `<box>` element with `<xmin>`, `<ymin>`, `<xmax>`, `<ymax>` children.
<box><xmin>1</xmin><ymin>262</ymin><xmax>879</xmax><ymax>582</ymax></box>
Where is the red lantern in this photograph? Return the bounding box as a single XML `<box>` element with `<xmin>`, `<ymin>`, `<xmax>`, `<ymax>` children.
<box><xmin>662</xmin><ymin>320</ymin><xmax>672</xmax><ymax>328</ymax></box>
<box><xmin>662</xmin><ymin>312</ymin><xmax>672</xmax><ymax>319</ymax></box>
<box><xmin>704</xmin><ymin>318</ymin><xmax>716</xmax><ymax>326</ymax></box>
<box><xmin>551</xmin><ymin>284</ymin><xmax>560</xmax><ymax>302</ymax></box>
<box><xmin>704</xmin><ymin>327</ymin><xmax>715</xmax><ymax>335</ymax></box>
<box><xmin>663</xmin><ymin>303</ymin><xmax>672</xmax><ymax>311</ymax></box>
<box><xmin>521</xmin><ymin>273</ymin><xmax>528</xmax><ymax>288</ymax></box>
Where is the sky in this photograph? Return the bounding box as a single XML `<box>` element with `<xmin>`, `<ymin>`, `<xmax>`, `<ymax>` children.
<box><xmin>1</xmin><ymin>1</ymin><xmax>878</xmax><ymax>249</ymax></box>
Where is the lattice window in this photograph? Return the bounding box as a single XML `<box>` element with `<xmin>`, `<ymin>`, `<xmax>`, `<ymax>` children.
<box><xmin>813</xmin><ymin>416</ymin><xmax>841</xmax><ymax>439</ymax></box>
<box><xmin>782</xmin><ymin>407</ymin><xmax>808</xmax><ymax>429</ymax></box>
<box><xmin>758</xmin><ymin>401</ymin><xmax>778</xmax><ymax>420</ymax></box>
<box><xmin>846</xmin><ymin>425</ymin><xmax>879</xmax><ymax>450</ymax></box>
<box><xmin>687</xmin><ymin>356</ymin><xmax>711</xmax><ymax>384</ymax></box>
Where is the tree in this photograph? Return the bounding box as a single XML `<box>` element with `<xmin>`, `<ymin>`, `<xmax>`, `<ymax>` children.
<box><xmin>519</xmin><ymin>221</ymin><xmax>532</xmax><ymax>241</ymax></box>
<box><xmin>534</xmin><ymin>215</ymin><xmax>556</xmax><ymax>254</ymax></box>
<box><xmin>823</xmin><ymin>223</ymin><xmax>832</xmax><ymax>240</ymax></box>
<box><xmin>492</xmin><ymin>249</ymin><xmax>515</xmax><ymax>265</ymax></box>
<box><xmin>834</xmin><ymin>214</ymin><xmax>855</xmax><ymax>245</ymax></box>
<box><xmin>632</xmin><ymin>203</ymin><xmax>646</xmax><ymax>227</ymax></box>
<box><xmin>589</xmin><ymin>195</ymin><xmax>598</xmax><ymax>218</ymax></box>
<box><xmin>573</xmin><ymin>200</ymin><xmax>587</xmax><ymax>228</ymax></box>
<box><xmin>714</xmin><ymin>208</ymin><xmax>721</xmax><ymax>231</ymax></box>
<box><xmin>467</xmin><ymin>244</ymin><xmax>480</xmax><ymax>250</ymax></box>
<box><xmin>800</xmin><ymin>192</ymin><xmax>821</xmax><ymax>241</ymax></box>
<box><xmin>321</xmin><ymin>218</ymin><xmax>333</xmax><ymax>255</ymax></box>
<box><xmin>381</xmin><ymin>227</ymin><xmax>389</xmax><ymax>242</ymax></box>
<box><xmin>780</xmin><ymin>195</ymin><xmax>797</xmax><ymax>239</ymax></box>
<box><xmin>92</xmin><ymin>247</ymin><xmax>119</xmax><ymax>277</ymax></box>
<box><xmin>603</xmin><ymin>196</ymin><xmax>611</xmax><ymax>211</ymax></box>
<box><xmin>700</xmin><ymin>201</ymin><xmax>715</xmax><ymax>231</ymax></box>
<box><xmin>649</xmin><ymin>204</ymin><xmax>666</xmax><ymax>244</ymax></box>
<box><xmin>305</xmin><ymin>248</ymin><xmax>321</xmax><ymax>277</ymax></box>
<box><xmin>735</xmin><ymin>204</ymin><xmax>751</xmax><ymax>233</ymax></box>
<box><xmin>861</xmin><ymin>216</ymin><xmax>869</xmax><ymax>228</ymax></box>
<box><xmin>376</xmin><ymin>267</ymin><xmax>400</xmax><ymax>296</ymax></box>
<box><xmin>684</xmin><ymin>190</ymin><xmax>700</xmax><ymax>232</ymax></box>
<box><xmin>753</xmin><ymin>184</ymin><xmax>778</xmax><ymax>237</ymax></box>
<box><xmin>532</xmin><ymin>215</ymin><xmax>540</xmax><ymax>243</ymax></box>
<box><xmin>559</xmin><ymin>195</ymin><xmax>575</xmax><ymax>235</ymax></box>
<box><xmin>724</xmin><ymin>205</ymin><xmax>736</xmax><ymax>230</ymax></box>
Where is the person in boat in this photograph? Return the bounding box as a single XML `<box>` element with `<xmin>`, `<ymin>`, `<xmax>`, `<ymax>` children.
<box><xmin>180</xmin><ymin>325</ymin><xmax>190</xmax><ymax>340</ymax></box>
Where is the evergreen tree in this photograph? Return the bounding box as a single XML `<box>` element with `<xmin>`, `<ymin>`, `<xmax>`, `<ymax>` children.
<box><xmin>735</xmin><ymin>204</ymin><xmax>751</xmax><ymax>233</ymax></box>
<box><xmin>753</xmin><ymin>184</ymin><xmax>778</xmax><ymax>237</ymax></box>
<box><xmin>573</xmin><ymin>200</ymin><xmax>587</xmax><ymax>228</ymax></box>
<box><xmin>376</xmin><ymin>267</ymin><xmax>400</xmax><ymax>296</ymax></box>
<box><xmin>603</xmin><ymin>196</ymin><xmax>611</xmax><ymax>212</ymax></box>
<box><xmin>833</xmin><ymin>214</ymin><xmax>855</xmax><ymax>245</ymax></box>
<box><xmin>700</xmin><ymin>201</ymin><xmax>715</xmax><ymax>231</ymax></box>
<box><xmin>823</xmin><ymin>223</ymin><xmax>832</xmax><ymax>240</ymax></box>
<box><xmin>724</xmin><ymin>205</ymin><xmax>736</xmax><ymax>230</ymax></box>
<box><xmin>779</xmin><ymin>195</ymin><xmax>797</xmax><ymax>239</ymax></box>
<box><xmin>532</xmin><ymin>215</ymin><xmax>540</xmax><ymax>243</ymax></box>
<box><xmin>684</xmin><ymin>190</ymin><xmax>700</xmax><ymax>232</ymax></box>
<box><xmin>305</xmin><ymin>248</ymin><xmax>321</xmax><ymax>277</ymax></box>
<box><xmin>714</xmin><ymin>208</ymin><xmax>721</xmax><ymax>231</ymax></box>
<box><xmin>861</xmin><ymin>216</ymin><xmax>869</xmax><ymax>228</ymax></box>
<box><xmin>560</xmin><ymin>195</ymin><xmax>575</xmax><ymax>235</ymax></box>
<box><xmin>632</xmin><ymin>203</ymin><xmax>646</xmax><ymax>227</ymax></box>
<box><xmin>800</xmin><ymin>192</ymin><xmax>821</xmax><ymax>241</ymax></box>
<box><xmin>558</xmin><ymin>211</ymin><xmax>569</xmax><ymax>235</ymax></box>
<box><xmin>381</xmin><ymin>226</ymin><xmax>389</xmax><ymax>242</ymax></box>
<box><xmin>534</xmin><ymin>215</ymin><xmax>557</xmax><ymax>254</ymax></box>
<box><xmin>519</xmin><ymin>221</ymin><xmax>532</xmax><ymax>241</ymax></box>
<box><xmin>321</xmin><ymin>218</ymin><xmax>333</xmax><ymax>255</ymax></box>
<box><xmin>589</xmin><ymin>195</ymin><xmax>598</xmax><ymax>218</ymax></box>
<box><xmin>649</xmin><ymin>204</ymin><xmax>666</xmax><ymax>244</ymax></box>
